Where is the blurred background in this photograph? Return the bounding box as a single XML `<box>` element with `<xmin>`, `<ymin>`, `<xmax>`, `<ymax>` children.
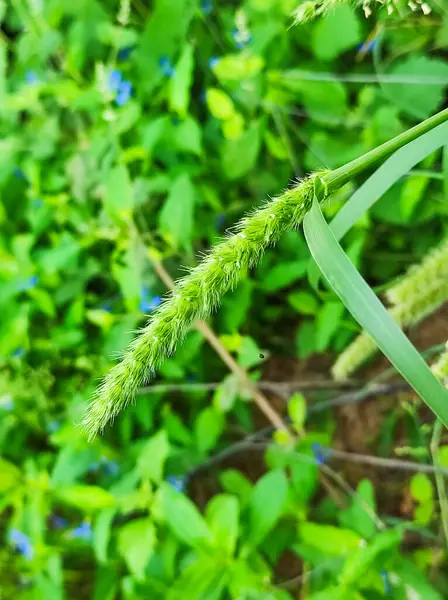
<box><xmin>1</xmin><ymin>0</ymin><xmax>448</xmax><ymax>598</ymax></box>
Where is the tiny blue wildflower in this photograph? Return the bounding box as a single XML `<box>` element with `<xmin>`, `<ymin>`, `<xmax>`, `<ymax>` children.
<box><xmin>17</xmin><ymin>275</ymin><xmax>38</xmax><ymax>292</ymax></box>
<box><xmin>12</xmin><ymin>348</ymin><xmax>25</xmax><ymax>359</ymax></box>
<box><xmin>311</xmin><ymin>442</ymin><xmax>327</xmax><ymax>466</ymax></box>
<box><xmin>101</xmin><ymin>457</ymin><xmax>120</xmax><ymax>476</ymax></box>
<box><xmin>108</xmin><ymin>69</ymin><xmax>123</xmax><ymax>92</ymax></box>
<box><xmin>13</xmin><ymin>167</ymin><xmax>28</xmax><ymax>182</ymax></box>
<box><xmin>232</xmin><ymin>30</ymin><xmax>251</xmax><ymax>50</ymax></box>
<box><xmin>47</xmin><ymin>420</ymin><xmax>61</xmax><ymax>433</ymax></box>
<box><xmin>72</xmin><ymin>521</ymin><xmax>92</xmax><ymax>541</ymax></box>
<box><xmin>88</xmin><ymin>461</ymin><xmax>100</xmax><ymax>473</ymax></box>
<box><xmin>167</xmin><ymin>475</ymin><xmax>186</xmax><ymax>493</ymax></box>
<box><xmin>25</xmin><ymin>70</ymin><xmax>39</xmax><ymax>84</ymax></box>
<box><xmin>357</xmin><ymin>38</ymin><xmax>378</xmax><ymax>53</ymax></box>
<box><xmin>216</xmin><ymin>214</ymin><xmax>226</xmax><ymax>229</ymax></box>
<box><xmin>118</xmin><ymin>45</ymin><xmax>135</xmax><ymax>62</ymax></box>
<box><xmin>159</xmin><ymin>56</ymin><xmax>175</xmax><ymax>78</ymax></box>
<box><xmin>209</xmin><ymin>56</ymin><xmax>219</xmax><ymax>69</ymax></box>
<box><xmin>139</xmin><ymin>287</ymin><xmax>162</xmax><ymax>313</ymax></box>
<box><xmin>32</xmin><ymin>198</ymin><xmax>44</xmax><ymax>209</ymax></box>
<box><xmin>51</xmin><ymin>515</ymin><xmax>68</xmax><ymax>529</ymax></box>
<box><xmin>380</xmin><ymin>570</ymin><xmax>391</xmax><ymax>595</ymax></box>
<box><xmin>0</xmin><ymin>394</ymin><xmax>14</xmax><ymax>411</ymax></box>
<box><xmin>115</xmin><ymin>80</ymin><xmax>132</xmax><ymax>107</ymax></box>
<box><xmin>201</xmin><ymin>0</ymin><xmax>213</xmax><ymax>14</ymax></box>
<box><xmin>10</xmin><ymin>529</ymin><xmax>33</xmax><ymax>560</ymax></box>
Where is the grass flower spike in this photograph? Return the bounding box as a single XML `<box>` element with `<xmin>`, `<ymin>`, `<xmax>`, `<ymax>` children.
<box><xmin>83</xmin><ymin>174</ymin><xmax>325</xmax><ymax>439</ymax></box>
<box><xmin>432</xmin><ymin>343</ymin><xmax>448</xmax><ymax>387</ymax></box>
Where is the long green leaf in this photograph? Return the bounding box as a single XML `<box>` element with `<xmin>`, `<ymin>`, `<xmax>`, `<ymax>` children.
<box><xmin>330</xmin><ymin>121</ymin><xmax>448</xmax><ymax>241</ymax></box>
<box><xmin>303</xmin><ymin>197</ymin><xmax>448</xmax><ymax>428</ymax></box>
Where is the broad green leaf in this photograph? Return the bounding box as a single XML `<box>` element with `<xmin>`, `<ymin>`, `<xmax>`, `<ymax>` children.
<box><xmin>221</xmin><ymin>123</ymin><xmax>261</xmax><ymax>180</ymax></box>
<box><xmin>304</xmin><ymin>197</ymin><xmax>448</xmax><ymax>428</ymax></box>
<box><xmin>0</xmin><ymin>457</ymin><xmax>21</xmax><ymax>494</ymax></box>
<box><xmin>206</xmin><ymin>494</ymin><xmax>240</xmax><ymax>556</ymax></box>
<box><xmin>339</xmin><ymin>527</ymin><xmax>402</xmax><ymax>586</ymax></box>
<box><xmin>393</xmin><ymin>557</ymin><xmax>444</xmax><ymax>600</ymax></box>
<box><xmin>160</xmin><ymin>482</ymin><xmax>212</xmax><ymax>548</ymax></box>
<box><xmin>170</xmin><ymin>116</ymin><xmax>203</xmax><ymax>155</ymax></box>
<box><xmin>56</xmin><ymin>485</ymin><xmax>116</xmax><ymax>512</ymax></box>
<box><xmin>118</xmin><ymin>519</ymin><xmax>157</xmax><ymax>580</ymax></box>
<box><xmin>159</xmin><ymin>173</ymin><xmax>195</xmax><ymax>251</ymax></box>
<box><xmin>339</xmin><ymin>480</ymin><xmax>377</xmax><ymax>539</ymax></box>
<box><xmin>288</xmin><ymin>290</ymin><xmax>318</xmax><ymax>315</ymax></box>
<box><xmin>93</xmin><ymin>508</ymin><xmax>116</xmax><ymax>564</ymax></box>
<box><xmin>383</xmin><ymin>55</ymin><xmax>448</xmax><ymax>120</ymax></box>
<box><xmin>194</xmin><ymin>406</ymin><xmax>225</xmax><ymax>454</ymax></box>
<box><xmin>104</xmin><ymin>164</ymin><xmax>134</xmax><ymax>222</ymax></box>
<box><xmin>169</xmin><ymin>43</ymin><xmax>194</xmax><ymax>116</ymax></box>
<box><xmin>299</xmin><ymin>522</ymin><xmax>361</xmax><ymax>556</ymax></box>
<box><xmin>311</xmin><ymin>5</ymin><xmax>362</xmax><ymax>61</ymax></box>
<box><xmin>219</xmin><ymin>470</ymin><xmax>253</xmax><ymax>507</ymax></box>
<box><xmin>212</xmin><ymin>54</ymin><xmax>264</xmax><ymax>81</ymax></box>
<box><xmin>137</xmin><ymin>429</ymin><xmax>170</xmax><ymax>482</ymax></box>
<box><xmin>262</xmin><ymin>260</ymin><xmax>308</xmax><ymax>292</ymax></box>
<box><xmin>315</xmin><ymin>301</ymin><xmax>344</xmax><ymax>351</ymax></box>
<box><xmin>288</xmin><ymin>392</ymin><xmax>306</xmax><ymax>434</ymax></box>
<box><xmin>206</xmin><ymin>88</ymin><xmax>235</xmax><ymax>120</ymax></box>
<box><xmin>167</xmin><ymin>557</ymin><xmax>228</xmax><ymax>600</ymax></box>
<box><xmin>248</xmin><ymin>470</ymin><xmax>288</xmax><ymax>545</ymax></box>
<box><xmin>330</xmin><ymin>121</ymin><xmax>448</xmax><ymax>241</ymax></box>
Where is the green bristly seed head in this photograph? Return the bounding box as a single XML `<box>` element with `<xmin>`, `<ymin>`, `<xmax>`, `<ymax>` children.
<box><xmin>432</xmin><ymin>343</ymin><xmax>448</xmax><ymax>387</ymax></box>
<box><xmin>82</xmin><ymin>173</ymin><xmax>326</xmax><ymax>439</ymax></box>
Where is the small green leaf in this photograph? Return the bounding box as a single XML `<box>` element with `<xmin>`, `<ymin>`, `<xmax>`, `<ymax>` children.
<box><xmin>194</xmin><ymin>406</ymin><xmax>225</xmax><ymax>454</ymax></box>
<box><xmin>206</xmin><ymin>88</ymin><xmax>235</xmax><ymax>120</ymax></box>
<box><xmin>159</xmin><ymin>173</ymin><xmax>195</xmax><ymax>251</ymax></box>
<box><xmin>104</xmin><ymin>164</ymin><xmax>134</xmax><ymax>222</ymax></box>
<box><xmin>118</xmin><ymin>519</ymin><xmax>157</xmax><ymax>580</ymax></box>
<box><xmin>263</xmin><ymin>261</ymin><xmax>308</xmax><ymax>292</ymax></box>
<box><xmin>288</xmin><ymin>290</ymin><xmax>318</xmax><ymax>315</ymax></box>
<box><xmin>137</xmin><ymin>429</ymin><xmax>170</xmax><ymax>482</ymax></box>
<box><xmin>221</xmin><ymin>123</ymin><xmax>261</xmax><ymax>180</ymax></box>
<box><xmin>311</xmin><ymin>5</ymin><xmax>362</xmax><ymax>61</ymax></box>
<box><xmin>206</xmin><ymin>494</ymin><xmax>240</xmax><ymax>556</ymax></box>
<box><xmin>288</xmin><ymin>392</ymin><xmax>307</xmax><ymax>434</ymax></box>
<box><xmin>93</xmin><ymin>508</ymin><xmax>116</xmax><ymax>564</ymax></box>
<box><xmin>56</xmin><ymin>486</ymin><xmax>116</xmax><ymax>512</ymax></box>
<box><xmin>248</xmin><ymin>470</ymin><xmax>288</xmax><ymax>545</ymax></box>
<box><xmin>160</xmin><ymin>482</ymin><xmax>212</xmax><ymax>548</ymax></box>
<box><xmin>169</xmin><ymin>43</ymin><xmax>194</xmax><ymax>116</ymax></box>
<box><xmin>299</xmin><ymin>522</ymin><xmax>362</xmax><ymax>556</ymax></box>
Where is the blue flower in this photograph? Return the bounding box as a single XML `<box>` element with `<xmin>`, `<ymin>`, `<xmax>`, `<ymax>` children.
<box><xmin>0</xmin><ymin>395</ymin><xmax>14</xmax><ymax>411</ymax></box>
<box><xmin>209</xmin><ymin>56</ymin><xmax>219</xmax><ymax>69</ymax></box>
<box><xmin>201</xmin><ymin>0</ymin><xmax>213</xmax><ymax>14</ymax></box>
<box><xmin>108</xmin><ymin>69</ymin><xmax>123</xmax><ymax>92</ymax></box>
<box><xmin>216</xmin><ymin>214</ymin><xmax>225</xmax><ymax>229</ymax></box>
<box><xmin>380</xmin><ymin>570</ymin><xmax>391</xmax><ymax>595</ymax></box>
<box><xmin>72</xmin><ymin>521</ymin><xmax>92</xmax><ymax>541</ymax></box>
<box><xmin>25</xmin><ymin>70</ymin><xmax>39</xmax><ymax>84</ymax></box>
<box><xmin>167</xmin><ymin>475</ymin><xmax>186</xmax><ymax>493</ymax></box>
<box><xmin>13</xmin><ymin>167</ymin><xmax>28</xmax><ymax>182</ymax></box>
<box><xmin>159</xmin><ymin>56</ymin><xmax>175</xmax><ymax>78</ymax></box>
<box><xmin>101</xmin><ymin>457</ymin><xmax>119</xmax><ymax>476</ymax></box>
<box><xmin>357</xmin><ymin>38</ymin><xmax>378</xmax><ymax>53</ymax></box>
<box><xmin>232</xmin><ymin>30</ymin><xmax>251</xmax><ymax>50</ymax></box>
<box><xmin>311</xmin><ymin>443</ymin><xmax>327</xmax><ymax>466</ymax></box>
<box><xmin>118</xmin><ymin>45</ymin><xmax>135</xmax><ymax>62</ymax></box>
<box><xmin>47</xmin><ymin>420</ymin><xmax>61</xmax><ymax>433</ymax></box>
<box><xmin>139</xmin><ymin>287</ymin><xmax>162</xmax><ymax>313</ymax></box>
<box><xmin>10</xmin><ymin>529</ymin><xmax>33</xmax><ymax>560</ymax></box>
<box><xmin>12</xmin><ymin>348</ymin><xmax>25</xmax><ymax>359</ymax></box>
<box><xmin>115</xmin><ymin>80</ymin><xmax>132</xmax><ymax>106</ymax></box>
<box><xmin>51</xmin><ymin>515</ymin><xmax>68</xmax><ymax>529</ymax></box>
<box><xmin>17</xmin><ymin>275</ymin><xmax>38</xmax><ymax>292</ymax></box>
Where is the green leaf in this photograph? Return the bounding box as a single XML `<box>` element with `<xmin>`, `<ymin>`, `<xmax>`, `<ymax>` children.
<box><xmin>118</xmin><ymin>519</ymin><xmax>157</xmax><ymax>580</ymax></box>
<box><xmin>383</xmin><ymin>55</ymin><xmax>448</xmax><ymax>120</ymax></box>
<box><xmin>206</xmin><ymin>494</ymin><xmax>240</xmax><ymax>556</ymax></box>
<box><xmin>262</xmin><ymin>260</ymin><xmax>308</xmax><ymax>292</ymax></box>
<box><xmin>93</xmin><ymin>508</ymin><xmax>116</xmax><ymax>564</ymax></box>
<box><xmin>194</xmin><ymin>406</ymin><xmax>225</xmax><ymax>454</ymax></box>
<box><xmin>311</xmin><ymin>5</ymin><xmax>362</xmax><ymax>61</ymax></box>
<box><xmin>339</xmin><ymin>480</ymin><xmax>377</xmax><ymax>539</ymax></box>
<box><xmin>392</xmin><ymin>557</ymin><xmax>444</xmax><ymax>600</ymax></box>
<box><xmin>0</xmin><ymin>457</ymin><xmax>21</xmax><ymax>494</ymax></box>
<box><xmin>137</xmin><ymin>429</ymin><xmax>170</xmax><ymax>482</ymax></box>
<box><xmin>221</xmin><ymin>123</ymin><xmax>261</xmax><ymax>180</ymax></box>
<box><xmin>315</xmin><ymin>301</ymin><xmax>344</xmax><ymax>351</ymax></box>
<box><xmin>160</xmin><ymin>482</ymin><xmax>212</xmax><ymax>548</ymax></box>
<box><xmin>339</xmin><ymin>527</ymin><xmax>402</xmax><ymax>586</ymax></box>
<box><xmin>206</xmin><ymin>88</ymin><xmax>235</xmax><ymax>120</ymax></box>
<box><xmin>104</xmin><ymin>164</ymin><xmax>134</xmax><ymax>222</ymax></box>
<box><xmin>299</xmin><ymin>522</ymin><xmax>362</xmax><ymax>556</ymax></box>
<box><xmin>330</xmin><ymin>121</ymin><xmax>448</xmax><ymax>241</ymax></box>
<box><xmin>56</xmin><ymin>485</ymin><xmax>116</xmax><ymax>512</ymax></box>
<box><xmin>248</xmin><ymin>470</ymin><xmax>288</xmax><ymax>545</ymax></box>
<box><xmin>159</xmin><ymin>173</ymin><xmax>195</xmax><ymax>251</ymax></box>
<box><xmin>288</xmin><ymin>290</ymin><xmax>318</xmax><ymax>315</ymax></box>
<box><xmin>212</xmin><ymin>54</ymin><xmax>264</xmax><ymax>81</ymax></box>
<box><xmin>219</xmin><ymin>470</ymin><xmax>253</xmax><ymax>507</ymax></box>
<box><xmin>169</xmin><ymin>43</ymin><xmax>194</xmax><ymax>116</ymax></box>
<box><xmin>304</xmin><ymin>197</ymin><xmax>448</xmax><ymax>428</ymax></box>
<box><xmin>288</xmin><ymin>392</ymin><xmax>306</xmax><ymax>434</ymax></box>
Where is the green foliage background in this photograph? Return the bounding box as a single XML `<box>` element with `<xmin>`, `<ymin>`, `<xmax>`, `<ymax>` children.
<box><xmin>1</xmin><ymin>0</ymin><xmax>448</xmax><ymax>598</ymax></box>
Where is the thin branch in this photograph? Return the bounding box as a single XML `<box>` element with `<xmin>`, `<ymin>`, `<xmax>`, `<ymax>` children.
<box><xmin>150</xmin><ymin>258</ymin><xmax>289</xmax><ymax>433</ymax></box>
